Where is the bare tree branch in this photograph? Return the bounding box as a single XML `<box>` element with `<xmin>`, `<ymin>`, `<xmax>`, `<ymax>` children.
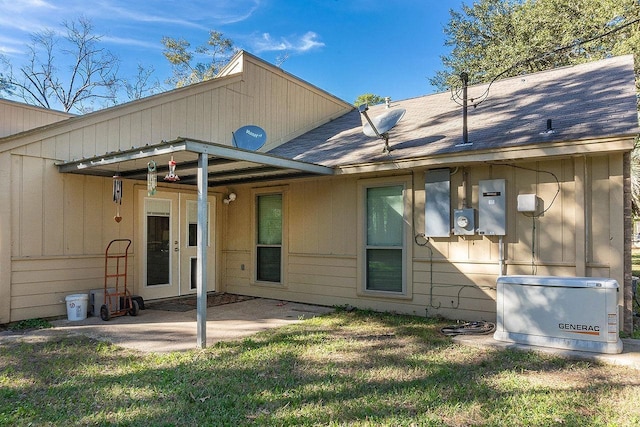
<box><xmin>0</xmin><ymin>17</ymin><xmax>120</xmax><ymax>113</ymax></box>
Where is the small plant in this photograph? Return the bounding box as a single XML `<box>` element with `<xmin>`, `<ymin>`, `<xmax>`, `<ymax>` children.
<box><xmin>9</xmin><ymin>318</ymin><xmax>53</xmax><ymax>331</ymax></box>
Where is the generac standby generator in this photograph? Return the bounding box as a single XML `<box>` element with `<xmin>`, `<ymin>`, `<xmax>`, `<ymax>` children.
<box><xmin>494</xmin><ymin>275</ymin><xmax>623</xmax><ymax>354</ymax></box>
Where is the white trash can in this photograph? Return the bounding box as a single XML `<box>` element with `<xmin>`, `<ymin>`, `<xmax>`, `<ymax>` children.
<box><xmin>65</xmin><ymin>294</ymin><xmax>89</xmax><ymax>321</ymax></box>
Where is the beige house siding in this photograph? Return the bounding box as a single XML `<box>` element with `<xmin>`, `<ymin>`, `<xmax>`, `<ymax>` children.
<box><xmin>0</xmin><ymin>99</ymin><xmax>72</xmax><ymax>138</ymax></box>
<box><xmin>0</xmin><ymin>53</ymin><xmax>633</xmax><ymax>329</ymax></box>
<box><xmin>222</xmin><ymin>154</ymin><xmax>625</xmax><ymax>322</ymax></box>
<box><xmin>0</xmin><ymin>52</ymin><xmax>353</xmax><ymax>323</ymax></box>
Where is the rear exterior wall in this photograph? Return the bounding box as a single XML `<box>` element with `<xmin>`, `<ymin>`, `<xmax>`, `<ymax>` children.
<box><xmin>221</xmin><ymin>155</ymin><xmax>625</xmax><ymax>323</ymax></box>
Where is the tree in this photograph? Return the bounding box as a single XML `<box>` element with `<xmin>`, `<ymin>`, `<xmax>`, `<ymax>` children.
<box><xmin>431</xmin><ymin>0</ymin><xmax>640</xmax><ymax>90</ymax></box>
<box><xmin>353</xmin><ymin>93</ymin><xmax>386</xmax><ymax>107</ymax></box>
<box><xmin>432</xmin><ymin>0</ymin><xmax>640</xmax><ymax>211</ymax></box>
<box><xmin>161</xmin><ymin>31</ymin><xmax>236</xmax><ymax>88</ymax></box>
<box><xmin>122</xmin><ymin>64</ymin><xmax>164</xmax><ymax>101</ymax></box>
<box><xmin>0</xmin><ymin>17</ymin><xmax>120</xmax><ymax>113</ymax></box>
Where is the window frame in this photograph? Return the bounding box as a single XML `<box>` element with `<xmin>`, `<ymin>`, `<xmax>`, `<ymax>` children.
<box><xmin>357</xmin><ymin>176</ymin><xmax>413</xmax><ymax>298</ymax></box>
<box><xmin>252</xmin><ymin>187</ymin><xmax>288</xmax><ymax>286</ymax></box>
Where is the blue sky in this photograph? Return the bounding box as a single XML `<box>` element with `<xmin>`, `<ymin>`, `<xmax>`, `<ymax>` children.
<box><xmin>0</xmin><ymin>0</ymin><xmax>466</xmax><ymax>106</ymax></box>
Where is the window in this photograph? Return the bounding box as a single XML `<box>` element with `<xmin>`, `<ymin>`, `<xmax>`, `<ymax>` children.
<box><xmin>365</xmin><ymin>184</ymin><xmax>405</xmax><ymax>293</ymax></box>
<box><xmin>256</xmin><ymin>194</ymin><xmax>282</xmax><ymax>283</ymax></box>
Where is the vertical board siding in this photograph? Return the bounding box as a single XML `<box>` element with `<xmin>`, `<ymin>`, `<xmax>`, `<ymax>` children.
<box><xmin>590</xmin><ymin>156</ymin><xmax>612</xmax><ymax>265</ymax></box>
<box><xmin>0</xmin><ymin>100</ymin><xmax>70</xmax><ymax>138</ymax></box>
<box><xmin>223</xmin><ymin>155</ymin><xmax>623</xmax><ymax>320</ymax></box>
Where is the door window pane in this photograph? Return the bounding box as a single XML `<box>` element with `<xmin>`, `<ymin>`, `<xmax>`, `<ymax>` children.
<box><xmin>365</xmin><ymin>185</ymin><xmax>404</xmax><ymax>292</ymax></box>
<box><xmin>187</xmin><ymin>200</ymin><xmax>209</xmax><ymax>247</ymax></box>
<box><xmin>257</xmin><ymin>194</ymin><xmax>282</xmax><ymax>283</ymax></box>
<box><xmin>146</xmin><ymin>204</ymin><xmax>170</xmax><ymax>286</ymax></box>
<box><xmin>190</xmin><ymin>257</ymin><xmax>197</xmax><ymax>290</ymax></box>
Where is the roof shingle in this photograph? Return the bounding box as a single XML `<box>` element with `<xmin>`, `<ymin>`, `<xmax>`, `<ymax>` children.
<box><xmin>270</xmin><ymin>55</ymin><xmax>639</xmax><ymax>167</ymax></box>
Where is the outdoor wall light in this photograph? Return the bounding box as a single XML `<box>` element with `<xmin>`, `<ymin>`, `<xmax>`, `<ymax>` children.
<box><xmin>223</xmin><ymin>192</ymin><xmax>237</xmax><ymax>204</ymax></box>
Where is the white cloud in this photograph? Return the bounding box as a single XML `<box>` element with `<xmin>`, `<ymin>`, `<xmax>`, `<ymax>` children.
<box><xmin>101</xmin><ymin>36</ymin><xmax>161</xmax><ymax>50</ymax></box>
<box><xmin>252</xmin><ymin>31</ymin><xmax>325</xmax><ymax>53</ymax></box>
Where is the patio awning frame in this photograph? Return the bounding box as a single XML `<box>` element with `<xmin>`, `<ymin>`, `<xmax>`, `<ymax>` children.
<box><xmin>56</xmin><ymin>137</ymin><xmax>335</xmax><ymax>349</ymax></box>
<box><xmin>56</xmin><ymin>137</ymin><xmax>334</xmax><ymax>186</ymax></box>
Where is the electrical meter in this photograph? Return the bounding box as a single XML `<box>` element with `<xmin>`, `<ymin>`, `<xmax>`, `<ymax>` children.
<box><xmin>454</xmin><ymin>208</ymin><xmax>475</xmax><ymax>235</ymax></box>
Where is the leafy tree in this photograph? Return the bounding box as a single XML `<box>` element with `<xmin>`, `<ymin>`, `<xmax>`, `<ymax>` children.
<box><xmin>0</xmin><ymin>17</ymin><xmax>120</xmax><ymax>113</ymax></box>
<box><xmin>162</xmin><ymin>31</ymin><xmax>236</xmax><ymax>88</ymax></box>
<box><xmin>432</xmin><ymin>0</ymin><xmax>640</xmax><ymax>212</ymax></box>
<box><xmin>353</xmin><ymin>93</ymin><xmax>386</xmax><ymax>107</ymax></box>
<box><xmin>431</xmin><ymin>0</ymin><xmax>640</xmax><ymax>90</ymax></box>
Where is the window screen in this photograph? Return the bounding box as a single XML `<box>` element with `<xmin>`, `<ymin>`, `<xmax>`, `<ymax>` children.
<box><xmin>366</xmin><ymin>185</ymin><xmax>404</xmax><ymax>292</ymax></box>
<box><xmin>257</xmin><ymin>194</ymin><xmax>282</xmax><ymax>282</ymax></box>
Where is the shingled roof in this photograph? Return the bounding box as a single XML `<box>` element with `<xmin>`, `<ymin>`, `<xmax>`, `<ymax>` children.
<box><xmin>269</xmin><ymin>55</ymin><xmax>639</xmax><ymax>168</ymax></box>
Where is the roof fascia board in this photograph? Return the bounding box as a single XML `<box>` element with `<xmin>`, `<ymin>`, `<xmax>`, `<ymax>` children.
<box><xmin>335</xmin><ymin>136</ymin><xmax>637</xmax><ymax>175</ymax></box>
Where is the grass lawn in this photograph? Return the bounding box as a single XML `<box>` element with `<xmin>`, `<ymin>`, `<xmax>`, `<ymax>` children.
<box><xmin>1</xmin><ymin>310</ymin><xmax>639</xmax><ymax>426</ymax></box>
<box><xmin>633</xmin><ymin>248</ymin><xmax>640</xmax><ymax>278</ymax></box>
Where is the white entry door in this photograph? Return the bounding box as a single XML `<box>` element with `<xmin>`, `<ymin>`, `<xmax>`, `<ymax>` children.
<box><xmin>178</xmin><ymin>194</ymin><xmax>215</xmax><ymax>296</ymax></box>
<box><xmin>138</xmin><ymin>190</ymin><xmax>215</xmax><ymax>301</ymax></box>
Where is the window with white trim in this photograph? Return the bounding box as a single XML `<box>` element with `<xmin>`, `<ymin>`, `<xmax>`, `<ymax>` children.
<box><xmin>365</xmin><ymin>184</ymin><xmax>405</xmax><ymax>292</ymax></box>
<box><xmin>256</xmin><ymin>193</ymin><xmax>282</xmax><ymax>283</ymax></box>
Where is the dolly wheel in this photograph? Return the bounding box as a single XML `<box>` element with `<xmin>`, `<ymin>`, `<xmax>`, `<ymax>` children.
<box><xmin>100</xmin><ymin>304</ymin><xmax>111</xmax><ymax>321</ymax></box>
<box><xmin>128</xmin><ymin>300</ymin><xmax>140</xmax><ymax>317</ymax></box>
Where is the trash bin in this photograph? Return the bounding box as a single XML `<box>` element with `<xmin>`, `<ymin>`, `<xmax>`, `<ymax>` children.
<box><xmin>65</xmin><ymin>294</ymin><xmax>89</xmax><ymax>321</ymax></box>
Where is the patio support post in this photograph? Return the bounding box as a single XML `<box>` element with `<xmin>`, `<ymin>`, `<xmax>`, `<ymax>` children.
<box><xmin>196</xmin><ymin>153</ymin><xmax>208</xmax><ymax>348</ymax></box>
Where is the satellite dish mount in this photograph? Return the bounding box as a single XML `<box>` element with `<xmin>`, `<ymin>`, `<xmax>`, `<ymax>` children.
<box><xmin>358</xmin><ymin>104</ymin><xmax>405</xmax><ymax>153</ymax></box>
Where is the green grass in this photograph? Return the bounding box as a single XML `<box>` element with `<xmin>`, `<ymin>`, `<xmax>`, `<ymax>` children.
<box><xmin>633</xmin><ymin>248</ymin><xmax>640</xmax><ymax>278</ymax></box>
<box><xmin>7</xmin><ymin>318</ymin><xmax>53</xmax><ymax>331</ymax></box>
<box><xmin>1</xmin><ymin>310</ymin><xmax>639</xmax><ymax>426</ymax></box>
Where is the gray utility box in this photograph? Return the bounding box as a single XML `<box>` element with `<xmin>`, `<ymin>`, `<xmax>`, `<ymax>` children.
<box><xmin>425</xmin><ymin>168</ymin><xmax>451</xmax><ymax>237</ymax></box>
<box><xmin>494</xmin><ymin>275</ymin><xmax>623</xmax><ymax>354</ymax></box>
<box><xmin>477</xmin><ymin>179</ymin><xmax>506</xmax><ymax>235</ymax></box>
<box><xmin>89</xmin><ymin>288</ymin><xmax>119</xmax><ymax>316</ymax></box>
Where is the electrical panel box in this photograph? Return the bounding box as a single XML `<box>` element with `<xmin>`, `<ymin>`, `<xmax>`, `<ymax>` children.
<box><xmin>454</xmin><ymin>208</ymin><xmax>475</xmax><ymax>235</ymax></box>
<box><xmin>425</xmin><ymin>168</ymin><xmax>451</xmax><ymax>237</ymax></box>
<box><xmin>477</xmin><ymin>179</ymin><xmax>506</xmax><ymax>235</ymax></box>
<box><xmin>517</xmin><ymin>194</ymin><xmax>538</xmax><ymax>213</ymax></box>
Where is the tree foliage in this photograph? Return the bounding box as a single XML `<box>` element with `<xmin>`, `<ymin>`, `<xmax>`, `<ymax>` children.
<box><xmin>433</xmin><ymin>0</ymin><xmax>640</xmax><ymax>212</ymax></box>
<box><xmin>353</xmin><ymin>93</ymin><xmax>386</xmax><ymax>107</ymax></box>
<box><xmin>0</xmin><ymin>17</ymin><xmax>120</xmax><ymax>113</ymax></box>
<box><xmin>161</xmin><ymin>31</ymin><xmax>236</xmax><ymax>88</ymax></box>
<box><xmin>431</xmin><ymin>0</ymin><xmax>640</xmax><ymax>90</ymax></box>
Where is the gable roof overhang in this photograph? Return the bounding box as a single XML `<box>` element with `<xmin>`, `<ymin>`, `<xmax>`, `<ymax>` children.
<box><xmin>56</xmin><ymin>137</ymin><xmax>335</xmax><ymax>187</ymax></box>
